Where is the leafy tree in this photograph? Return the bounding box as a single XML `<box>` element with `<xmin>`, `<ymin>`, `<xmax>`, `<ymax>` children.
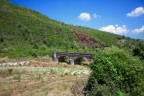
<box><xmin>85</xmin><ymin>47</ymin><xmax>144</xmax><ymax>96</ymax></box>
<box><xmin>133</xmin><ymin>40</ymin><xmax>144</xmax><ymax>59</ymax></box>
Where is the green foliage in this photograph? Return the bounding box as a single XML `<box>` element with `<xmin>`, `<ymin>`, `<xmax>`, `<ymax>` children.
<box><xmin>64</xmin><ymin>56</ymin><xmax>70</xmax><ymax>63</ymax></box>
<box><xmin>7</xmin><ymin>68</ymin><xmax>13</xmax><ymax>74</ymax></box>
<box><xmin>86</xmin><ymin>47</ymin><xmax>144</xmax><ymax>96</ymax></box>
<box><xmin>133</xmin><ymin>40</ymin><xmax>144</xmax><ymax>59</ymax></box>
<box><xmin>12</xmin><ymin>74</ymin><xmax>21</xmax><ymax>82</ymax></box>
<box><xmin>0</xmin><ymin>68</ymin><xmax>14</xmax><ymax>77</ymax></box>
<box><xmin>0</xmin><ymin>0</ymin><xmax>138</xmax><ymax>58</ymax></box>
<box><xmin>0</xmin><ymin>0</ymin><xmax>81</xmax><ymax>57</ymax></box>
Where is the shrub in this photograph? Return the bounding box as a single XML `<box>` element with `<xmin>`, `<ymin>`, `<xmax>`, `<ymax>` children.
<box><xmin>133</xmin><ymin>40</ymin><xmax>144</xmax><ymax>59</ymax></box>
<box><xmin>8</xmin><ymin>68</ymin><xmax>13</xmax><ymax>74</ymax></box>
<box><xmin>13</xmin><ymin>74</ymin><xmax>21</xmax><ymax>82</ymax></box>
<box><xmin>80</xmin><ymin>57</ymin><xmax>91</xmax><ymax>65</ymax></box>
<box><xmin>64</xmin><ymin>56</ymin><xmax>70</xmax><ymax>63</ymax></box>
<box><xmin>85</xmin><ymin>47</ymin><xmax>144</xmax><ymax>96</ymax></box>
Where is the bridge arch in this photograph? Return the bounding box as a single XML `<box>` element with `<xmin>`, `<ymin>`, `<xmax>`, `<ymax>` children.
<box><xmin>57</xmin><ymin>56</ymin><xmax>69</xmax><ymax>63</ymax></box>
<box><xmin>57</xmin><ymin>56</ymin><xmax>65</xmax><ymax>62</ymax></box>
<box><xmin>74</xmin><ymin>57</ymin><xmax>82</xmax><ymax>65</ymax></box>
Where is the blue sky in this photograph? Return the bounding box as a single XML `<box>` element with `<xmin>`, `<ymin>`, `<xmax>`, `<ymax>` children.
<box><xmin>9</xmin><ymin>0</ymin><xmax>144</xmax><ymax>39</ymax></box>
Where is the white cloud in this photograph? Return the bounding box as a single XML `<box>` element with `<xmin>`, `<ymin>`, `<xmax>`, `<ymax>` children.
<box><xmin>115</xmin><ymin>24</ymin><xmax>119</xmax><ymax>27</ymax></box>
<box><xmin>127</xmin><ymin>7</ymin><xmax>144</xmax><ymax>17</ymax></box>
<box><xmin>133</xmin><ymin>26</ymin><xmax>144</xmax><ymax>33</ymax></box>
<box><xmin>92</xmin><ymin>13</ymin><xmax>101</xmax><ymax>19</ymax></box>
<box><xmin>99</xmin><ymin>25</ymin><xmax>128</xmax><ymax>34</ymax></box>
<box><xmin>78</xmin><ymin>12</ymin><xmax>91</xmax><ymax>21</ymax></box>
<box><xmin>93</xmin><ymin>13</ymin><xmax>97</xmax><ymax>18</ymax></box>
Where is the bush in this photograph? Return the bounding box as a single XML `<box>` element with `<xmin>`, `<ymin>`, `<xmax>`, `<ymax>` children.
<box><xmin>13</xmin><ymin>74</ymin><xmax>21</xmax><ymax>82</ymax></box>
<box><xmin>85</xmin><ymin>47</ymin><xmax>144</xmax><ymax>96</ymax></box>
<box><xmin>133</xmin><ymin>40</ymin><xmax>144</xmax><ymax>59</ymax></box>
<box><xmin>64</xmin><ymin>56</ymin><xmax>70</xmax><ymax>63</ymax></box>
<box><xmin>80</xmin><ymin>57</ymin><xmax>91</xmax><ymax>65</ymax></box>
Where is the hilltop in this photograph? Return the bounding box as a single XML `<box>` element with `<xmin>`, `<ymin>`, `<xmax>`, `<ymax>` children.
<box><xmin>0</xmin><ymin>0</ymin><xmax>139</xmax><ymax>58</ymax></box>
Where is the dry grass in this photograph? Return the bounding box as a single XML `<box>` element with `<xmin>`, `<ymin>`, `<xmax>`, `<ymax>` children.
<box><xmin>0</xmin><ymin>59</ymin><xmax>89</xmax><ymax>96</ymax></box>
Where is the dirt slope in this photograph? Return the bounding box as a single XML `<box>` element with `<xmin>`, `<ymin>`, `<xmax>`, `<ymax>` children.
<box><xmin>73</xmin><ymin>30</ymin><xmax>105</xmax><ymax>47</ymax></box>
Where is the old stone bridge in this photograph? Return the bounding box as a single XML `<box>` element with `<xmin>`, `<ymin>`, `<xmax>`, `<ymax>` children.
<box><xmin>52</xmin><ymin>52</ymin><xmax>94</xmax><ymax>65</ymax></box>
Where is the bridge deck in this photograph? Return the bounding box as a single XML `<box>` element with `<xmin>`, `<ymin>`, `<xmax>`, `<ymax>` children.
<box><xmin>54</xmin><ymin>52</ymin><xmax>94</xmax><ymax>59</ymax></box>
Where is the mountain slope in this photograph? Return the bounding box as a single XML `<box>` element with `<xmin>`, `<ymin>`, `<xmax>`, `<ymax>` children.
<box><xmin>0</xmin><ymin>0</ymin><xmax>137</xmax><ymax>57</ymax></box>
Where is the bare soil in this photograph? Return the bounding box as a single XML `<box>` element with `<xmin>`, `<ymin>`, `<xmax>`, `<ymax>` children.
<box><xmin>73</xmin><ymin>30</ymin><xmax>105</xmax><ymax>47</ymax></box>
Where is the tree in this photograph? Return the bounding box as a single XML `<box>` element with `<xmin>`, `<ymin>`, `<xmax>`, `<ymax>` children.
<box><xmin>133</xmin><ymin>40</ymin><xmax>144</xmax><ymax>59</ymax></box>
<box><xmin>85</xmin><ymin>47</ymin><xmax>144</xmax><ymax>96</ymax></box>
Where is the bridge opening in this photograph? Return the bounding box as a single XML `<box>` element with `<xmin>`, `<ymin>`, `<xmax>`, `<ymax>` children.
<box><xmin>57</xmin><ymin>56</ymin><xmax>65</xmax><ymax>62</ymax></box>
<box><xmin>74</xmin><ymin>57</ymin><xmax>82</xmax><ymax>65</ymax></box>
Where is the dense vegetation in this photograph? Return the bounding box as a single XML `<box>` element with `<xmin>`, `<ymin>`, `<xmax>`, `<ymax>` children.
<box><xmin>133</xmin><ymin>40</ymin><xmax>144</xmax><ymax>59</ymax></box>
<box><xmin>85</xmin><ymin>47</ymin><xmax>144</xmax><ymax>96</ymax></box>
<box><xmin>0</xmin><ymin>0</ymin><xmax>139</xmax><ymax>58</ymax></box>
<box><xmin>0</xmin><ymin>0</ymin><xmax>80</xmax><ymax>57</ymax></box>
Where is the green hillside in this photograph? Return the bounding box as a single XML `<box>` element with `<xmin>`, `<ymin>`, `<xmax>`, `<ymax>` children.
<box><xmin>0</xmin><ymin>0</ymin><xmax>138</xmax><ymax>57</ymax></box>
